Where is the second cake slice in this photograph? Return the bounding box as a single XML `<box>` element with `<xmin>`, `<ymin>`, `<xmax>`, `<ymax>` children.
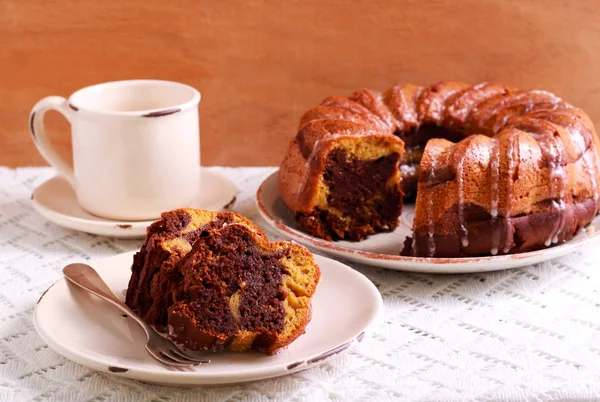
<box><xmin>126</xmin><ymin>208</ymin><xmax>320</xmax><ymax>355</ymax></box>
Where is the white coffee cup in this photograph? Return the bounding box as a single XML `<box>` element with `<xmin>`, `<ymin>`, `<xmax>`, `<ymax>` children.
<box><xmin>29</xmin><ymin>80</ymin><xmax>201</xmax><ymax>221</ymax></box>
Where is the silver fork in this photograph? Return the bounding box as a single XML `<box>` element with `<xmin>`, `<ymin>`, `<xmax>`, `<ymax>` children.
<box><xmin>63</xmin><ymin>263</ymin><xmax>210</xmax><ymax>368</ymax></box>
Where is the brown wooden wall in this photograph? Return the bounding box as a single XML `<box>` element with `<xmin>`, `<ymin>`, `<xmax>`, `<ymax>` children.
<box><xmin>1</xmin><ymin>0</ymin><xmax>599</xmax><ymax>167</ymax></box>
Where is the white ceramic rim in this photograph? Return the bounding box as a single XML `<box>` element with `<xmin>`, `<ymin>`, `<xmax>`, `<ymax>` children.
<box><xmin>256</xmin><ymin>170</ymin><xmax>600</xmax><ymax>270</ymax></box>
<box><xmin>30</xmin><ymin>197</ymin><xmax>150</xmax><ymax>238</ymax></box>
<box><xmin>31</xmin><ymin>192</ymin><xmax>155</xmax><ymax>228</ymax></box>
<box><xmin>30</xmin><ymin>170</ymin><xmax>238</xmax><ymax>239</ymax></box>
<box><xmin>68</xmin><ymin>79</ymin><xmax>201</xmax><ymax>117</ymax></box>
<box><xmin>33</xmin><ymin>252</ymin><xmax>383</xmax><ymax>385</ymax></box>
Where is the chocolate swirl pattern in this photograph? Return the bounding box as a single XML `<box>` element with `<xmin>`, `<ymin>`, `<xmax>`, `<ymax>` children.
<box><xmin>125</xmin><ymin>209</ymin><xmax>320</xmax><ymax>355</ymax></box>
<box><xmin>278</xmin><ymin>81</ymin><xmax>600</xmax><ymax>257</ymax></box>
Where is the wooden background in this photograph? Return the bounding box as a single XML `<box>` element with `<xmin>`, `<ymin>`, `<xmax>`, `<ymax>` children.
<box><xmin>1</xmin><ymin>0</ymin><xmax>599</xmax><ymax>167</ymax></box>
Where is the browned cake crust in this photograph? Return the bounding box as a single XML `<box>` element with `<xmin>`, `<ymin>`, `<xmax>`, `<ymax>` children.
<box><xmin>279</xmin><ymin>81</ymin><xmax>600</xmax><ymax>257</ymax></box>
<box><xmin>126</xmin><ymin>209</ymin><xmax>320</xmax><ymax>354</ymax></box>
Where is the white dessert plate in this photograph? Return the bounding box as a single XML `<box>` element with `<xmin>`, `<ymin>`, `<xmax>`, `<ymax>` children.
<box><xmin>33</xmin><ymin>251</ymin><xmax>381</xmax><ymax>386</ymax></box>
<box><xmin>31</xmin><ymin>169</ymin><xmax>237</xmax><ymax>239</ymax></box>
<box><xmin>257</xmin><ymin>170</ymin><xmax>600</xmax><ymax>273</ymax></box>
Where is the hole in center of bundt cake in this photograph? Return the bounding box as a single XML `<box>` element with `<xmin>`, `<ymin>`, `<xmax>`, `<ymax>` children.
<box><xmin>296</xmin><ymin>148</ymin><xmax>402</xmax><ymax>241</ymax></box>
<box><xmin>167</xmin><ymin>224</ymin><xmax>288</xmax><ymax>349</ymax></box>
<box><xmin>395</xmin><ymin>125</ymin><xmax>465</xmax><ymax>197</ymax></box>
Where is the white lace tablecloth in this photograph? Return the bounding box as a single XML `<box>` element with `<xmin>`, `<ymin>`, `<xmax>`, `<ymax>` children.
<box><xmin>2</xmin><ymin>166</ymin><xmax>600</xmax><ymax>402</ymax></box>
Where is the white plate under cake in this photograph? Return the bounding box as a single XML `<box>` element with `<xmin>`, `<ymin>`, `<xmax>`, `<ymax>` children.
<box><xmin>257</xmin><ymin>171</ymin><xmax>600</xmax><ymax>273</ymax></box>
<box><xmin>33</xmin><ymin>251</ymin><xmax>381</xmax><ymax>386</ymax></box>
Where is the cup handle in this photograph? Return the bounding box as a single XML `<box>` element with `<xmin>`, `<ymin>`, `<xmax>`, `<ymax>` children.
<box><xmin>29</xmin><ymin>96</ymin><xmax>75</xmax><ymax>187</ymax></box>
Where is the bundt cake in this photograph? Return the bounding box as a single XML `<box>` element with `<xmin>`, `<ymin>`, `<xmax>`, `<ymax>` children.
<box><xmin>125</xmin><ymin>209</ymin><xmax>320</xmax><ymax>355</ymax></box>
<box><xmin>278</xmin><ymin>81</ymin><xmax>600</xmax><ymax>257</ymax></box>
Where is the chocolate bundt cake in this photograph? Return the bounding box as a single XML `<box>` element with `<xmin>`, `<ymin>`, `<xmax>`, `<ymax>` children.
<box><xmin>279</xmin><ymin>81</ymin><xmax>600</xmax><ymax>257</ymax></box>
<box><xmin>125</xmin><ymin>209</ymin><xmax>320</xmax><ymax>354</ymax></box>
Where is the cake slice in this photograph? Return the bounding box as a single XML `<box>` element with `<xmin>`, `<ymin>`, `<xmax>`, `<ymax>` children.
<box><xmin>125</xmin><ymin>208</ymin><xmax>320</xmax><ymax>355</ymax></box>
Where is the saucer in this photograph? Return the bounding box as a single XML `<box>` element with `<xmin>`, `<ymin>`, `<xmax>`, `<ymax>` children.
<box><xmin>31</xmin><ymin>169</ymin><xmax>237</xmax><ymax>238</ymax></box>
<box><xmin>33</xmin><ymin>251</ymin><xmax>382</xmax><ymax>386</ymax></box>
<box><xmin>256</xmin><ymin>170</ymin><xmax>600</xmax><ymax>273</ymax></box>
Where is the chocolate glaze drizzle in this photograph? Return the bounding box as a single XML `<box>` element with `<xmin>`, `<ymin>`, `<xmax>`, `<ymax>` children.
<box><xmin>456</xmin><ymin>144</ymin><xmax>469</xmax><ymax>249</ymax></box>
<box><xmin>489</xmin><ymin>138</ymin><xmax>500</xmax><ymax>255</ymax></box>
<box><xmin>503</xmin><ymin>133</ymin><xmax>518</xmax><ymax>253</ymax></box>
<box><xmin>425</xmin><ymin>155</ymin><xmax>438</xmax><ymax>257</ymax></box>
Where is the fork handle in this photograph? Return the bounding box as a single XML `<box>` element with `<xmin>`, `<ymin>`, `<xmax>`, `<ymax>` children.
<box><xmin>63</xmin><ymin>263</ymin><xmax>152</xmax><ymax>339</ymax></box>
